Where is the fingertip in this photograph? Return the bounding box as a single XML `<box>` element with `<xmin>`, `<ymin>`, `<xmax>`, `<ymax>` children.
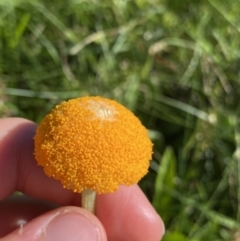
<box><xmin>43</xmin><ymin>208</ymin><xmax>107</xmax><ymax>241</ymax></box>
<box><xmin>151</xmin><ymin>208</ymin><xmax>165</xmax><ymax>241</ymax></box>
<box><xmin>0</xmin><ymin>117</ymin><xmax>79</xmax><ymax>205</ymax></box>
<box><xmin>0</xmin><ymin>118</ymin><xmax>37</xmax><ymax>199</ymax></box>
<box><xmin>2</xmin><ymin>206</ymin><xmax>107</xmax><ymax>241</ymax></box>
<box><xmin>97</xmin><ymin>185</ymin><xmax>165</xmax><ymax>241</ymax></box>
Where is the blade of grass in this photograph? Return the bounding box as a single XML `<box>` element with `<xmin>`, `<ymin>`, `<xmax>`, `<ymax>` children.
<box><xmin>3</xmin><ymin>88</ymin><xmax>83</xmax><ymax>99</ymax></box>
<box><xmin>188</xmin><ymin>161</ymin><xmax>232</xmax><ymax>238</ymax></box>
<box><xmin>31</xmin><ymin>2</ymin><xmax>76</xmax><ymax>42</ymax></box>
<box><xmin>152</xmin><ymin>147</ymin><xmax>176</xmax><ymax>223</ymax></box>
<box><xmin>208</xmin><ymin>0</ymin><xmax>240</xmax><ymax>33</ymax></box>
<box><xmin>10</xmin><ymin>13</ymin><xmax>30</xmax><ymax>49</ymax></box>
<box><xmin>153</xmin><ymin>94</ymin><xmax>210</xmax><ymax>122</ymax></box>
<box><xmin>233</xmin><ymin>118</ymin><xmax>240</xmax><ymax>222</ymax></box>
<box><xmin>164</xmin><ymin>186</ymin><xmax>239</xmax><ymax>230</ymax></box>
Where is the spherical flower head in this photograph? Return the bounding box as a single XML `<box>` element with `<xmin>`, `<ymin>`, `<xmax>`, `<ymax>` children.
<box><xmin>34</xmin><ymin>96</ymin><xmax>153</xmax><ymax>194</ymax></box>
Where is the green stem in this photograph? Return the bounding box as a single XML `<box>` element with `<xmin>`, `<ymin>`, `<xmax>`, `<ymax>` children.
<box><xmin>81</xmin><ymin>189</ymin><xmax>96</xmax><ymax>213</ymax></box>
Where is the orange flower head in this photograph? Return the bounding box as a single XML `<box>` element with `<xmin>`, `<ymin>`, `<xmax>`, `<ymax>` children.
<box><xmin>34</xmin><ymin>96</ymin><xmax>153</xmax><ymax>194</ymax></box>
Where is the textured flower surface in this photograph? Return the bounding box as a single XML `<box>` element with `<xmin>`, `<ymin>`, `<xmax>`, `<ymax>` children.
<box><xmin>34</xmin><ymin>96</ymin><xmax>153</xmax><ymax>194</ymax></box>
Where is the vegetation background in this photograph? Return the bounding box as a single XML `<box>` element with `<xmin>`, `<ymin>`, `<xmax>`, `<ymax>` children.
<box><xmin>1</xmin><ymin>0</ymin><xmax>240</xmax><ymax>240</ymax></box>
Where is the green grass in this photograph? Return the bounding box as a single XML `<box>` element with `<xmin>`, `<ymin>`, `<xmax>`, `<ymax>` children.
<box><xmin>1</xmin><ymin>0</ymin><xmax>240</xmax><ymax>240</ymax></box>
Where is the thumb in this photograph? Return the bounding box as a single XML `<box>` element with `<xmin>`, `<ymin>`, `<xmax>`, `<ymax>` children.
<box><xmin>2</xmin><ymin>206</ymin><xmax>107</xmax><ymax>241</ymax></box>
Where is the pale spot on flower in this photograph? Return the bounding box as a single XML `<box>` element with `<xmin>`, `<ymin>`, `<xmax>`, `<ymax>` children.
<box><xmin>86</xmin><ymin>100</ymin><xmax>118</xmax><ymax>121</ymax></box>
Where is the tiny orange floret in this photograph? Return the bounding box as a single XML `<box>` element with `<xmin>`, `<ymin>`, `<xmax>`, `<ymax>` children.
<box><xmin>34</xmin><ymin>96</ymin><xmax>153</xmax><ymax>194</ymax></box>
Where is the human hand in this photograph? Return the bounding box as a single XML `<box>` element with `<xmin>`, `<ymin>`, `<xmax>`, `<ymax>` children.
<box><xmin>0</xmin><ymin>118</ymin><xmax>165</xmax><ymax>241</ymax></box>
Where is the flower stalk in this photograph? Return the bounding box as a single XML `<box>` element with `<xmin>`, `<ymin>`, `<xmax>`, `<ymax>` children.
<box><xmin>81</xmin><ymin>189</ymin><xmax>96</xmax><ymax>213</ymax></box>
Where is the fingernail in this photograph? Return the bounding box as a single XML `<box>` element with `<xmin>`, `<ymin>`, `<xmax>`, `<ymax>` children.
<box><xmin>43</xmin><ymin>211</ymin><xmax>101</xmax><ymax>241</ymax></box>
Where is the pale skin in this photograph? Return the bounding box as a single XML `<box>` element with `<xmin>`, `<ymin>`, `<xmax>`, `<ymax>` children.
<box><xmin>0</xmin><ymin>118</ymin><xmax>165</xmax><ymax>241</ymax></box>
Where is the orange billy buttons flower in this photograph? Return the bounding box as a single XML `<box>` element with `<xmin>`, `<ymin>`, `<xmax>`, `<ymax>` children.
<box><xmin>34</xmin><ymin>96</ymin><xmax>153</xmax><ymax>212</ymax></box>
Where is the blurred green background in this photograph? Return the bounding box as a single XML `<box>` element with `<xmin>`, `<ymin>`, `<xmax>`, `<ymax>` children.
<box><xmin>1</xmin><ymin>0</ymin><xmax>240</xmax><ymax>240</ymax></box>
